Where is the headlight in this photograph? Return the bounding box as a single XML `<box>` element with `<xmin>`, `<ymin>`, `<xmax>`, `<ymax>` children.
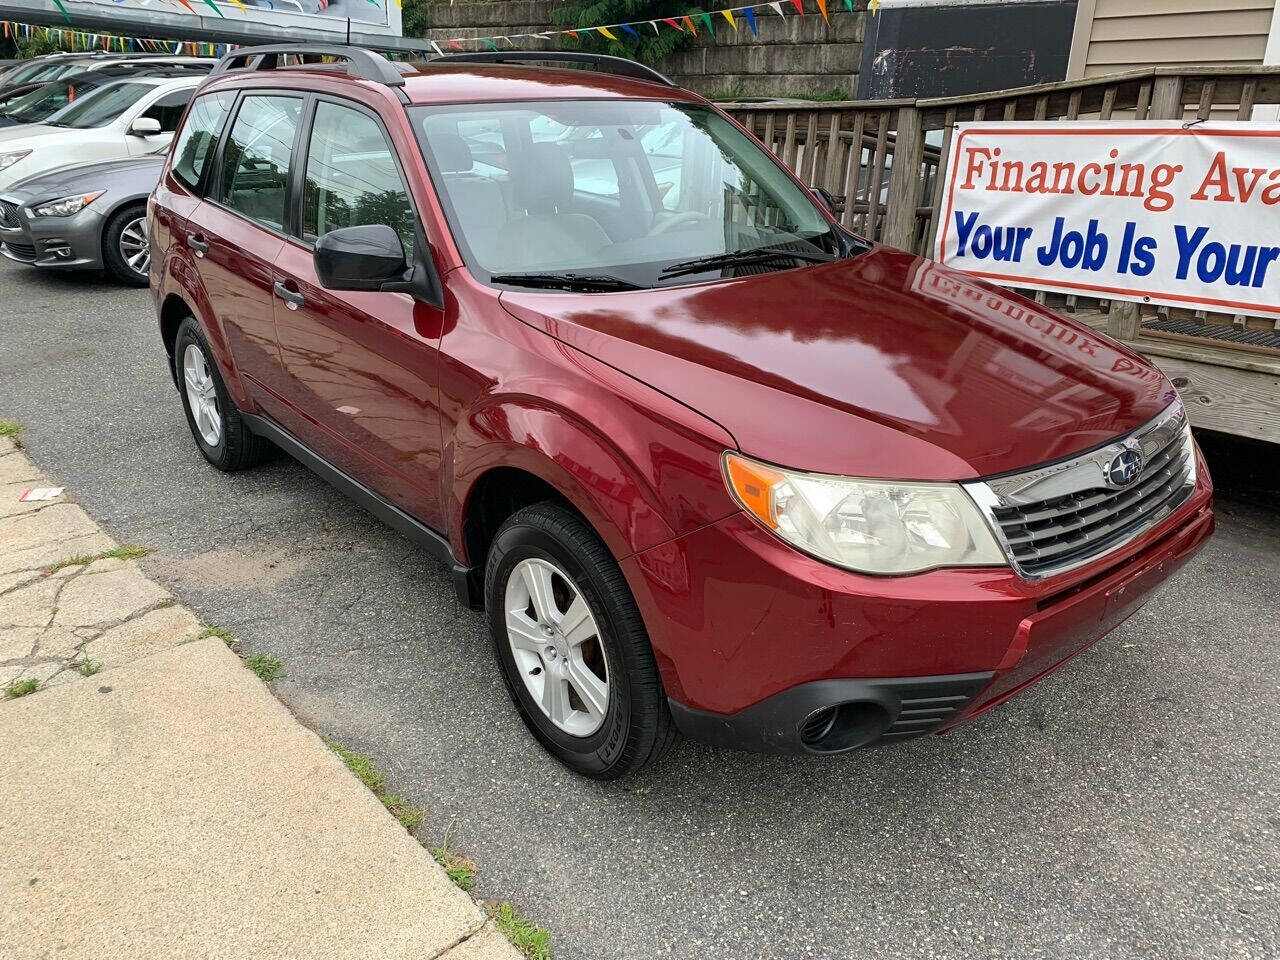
<box><xmin>32</xmin><ymin>192</ymin><xmax>103</xmax><ymax>217</ymax></box>
<box><xmin>723</xmin><ymin>452</ymin><xmax>1007</xmax><ymax>575</ymax></box>
<box><xmin>0</xmin><ymin>149</ymin><xmax>31</xmax><ymax>172</ymax></box>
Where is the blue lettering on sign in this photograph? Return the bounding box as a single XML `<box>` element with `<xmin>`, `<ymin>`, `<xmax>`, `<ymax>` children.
<box><xmin>1174</xmin><ymin>225</ymin><xmax>1280</xmax><ymax>288</ymax></box>
<box><xmin>953</xmin><ymin>211</ymin><xmax>1033</xmax><ymax>262</ymax></box>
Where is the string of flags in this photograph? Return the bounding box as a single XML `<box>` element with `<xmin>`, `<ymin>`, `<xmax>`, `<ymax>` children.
<box><xmin>428</xmin><ymin>0</ymin><xmax>872</xmax><ymax>56</ymax></box>
<box><xmin>4</xmin><ymin>0</ymin><xmax>874</xmax><ymax>59</ymax></box>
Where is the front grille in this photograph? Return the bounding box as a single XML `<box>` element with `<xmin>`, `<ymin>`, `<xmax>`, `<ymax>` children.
<box><xmin>1</xmin><ymin>240</ymin><xmax>36</xmax><ymax>262</ymax></box>
<box><xmin>0</xmin><ymin>198</ymin><xmax>17</xmax><ymax>229</ymax></box>
<box><xmin>965</xmin><ymin>404</ymin><xmax>1195</xmax><ymax>580</ymax></box>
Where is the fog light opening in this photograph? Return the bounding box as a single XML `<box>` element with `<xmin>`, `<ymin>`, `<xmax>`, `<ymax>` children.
<box><xmin>798</xmin><ymin>701</ymin><xmax>892</xmax><ymax>753</ymax></box>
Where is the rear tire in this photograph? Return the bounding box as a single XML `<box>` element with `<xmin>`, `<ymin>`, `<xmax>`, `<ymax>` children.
<box><xmin>102</xmin><ymin>204</ymin><xmax>150</xmax><ymax>287</ymax></box>
<box><xmin>485</xmin><ymin>502</ymin><xmax>676</xmax><ymax>779</ymax></box>
<box><xmin>173</xmin><ymin>317</ymin><xmax>271</xmax><ymax>472</ymax></box>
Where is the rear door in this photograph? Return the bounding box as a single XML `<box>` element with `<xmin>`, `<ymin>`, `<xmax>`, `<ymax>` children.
<box><xmin>192</xmin><ymin>92</ymin><xmax>303</xmax><ymax>408</ymax></box>
<box><xmin>270</xmin><ymin>96</ymin><xmax>447</xmax><ymax>528</ymax></box>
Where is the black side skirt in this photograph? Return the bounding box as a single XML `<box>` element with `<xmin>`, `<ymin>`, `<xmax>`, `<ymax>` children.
<box><xmin>241</xmin><ymin>412</ymin><xmax>481</xmax><ymax>610</ymax></box>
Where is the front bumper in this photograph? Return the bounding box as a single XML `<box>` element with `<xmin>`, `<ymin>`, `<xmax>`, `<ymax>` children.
<box><xmin>624</xmin><ymin>457</ymin><xmax>1214</xmax><ymax>755</ymax></box>
<box><xmin>0</xmin><ymin>200</ymin><xmax>105</xmax><ymax>271</ymax></box>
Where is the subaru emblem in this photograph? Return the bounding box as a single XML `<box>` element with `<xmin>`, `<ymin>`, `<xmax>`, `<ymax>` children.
<box><xmin>1105</xmin><ymin>449</ymin><xmax>1143</xmax><ymax>488</ymax></box>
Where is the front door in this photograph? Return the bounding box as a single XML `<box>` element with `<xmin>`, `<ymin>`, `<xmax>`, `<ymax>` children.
<box><xmin>271</xmin><ymin>97</ymin><xmax>446</xmax><ymax>529</ymax></box>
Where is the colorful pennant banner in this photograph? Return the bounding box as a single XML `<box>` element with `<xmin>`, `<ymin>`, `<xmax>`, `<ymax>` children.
<box><xmin>2</xmin><ymin>20</ymin><xmax>235</xmax><ymax>56</ymax></box>
<box><xmin>430</xmin><ymin>0</ymin><xmax>869</xmax><ymax>54</ymax></box>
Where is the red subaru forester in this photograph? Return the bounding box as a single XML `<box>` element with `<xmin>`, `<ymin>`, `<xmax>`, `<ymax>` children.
<box><xmin>150</xmin><ymin>45</ymin><xmax>1214</xmax><ymax>778</ymax></box>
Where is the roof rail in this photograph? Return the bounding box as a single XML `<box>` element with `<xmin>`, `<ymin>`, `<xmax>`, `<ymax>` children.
<box><xmin>210</xmin><ymin>43</ymin><xmax>405</xmax><ymax>87</ymax></box>
<box><xmin>430</xmin><ymin>51</ymin><xmax>676</xmax><ymax>88</ymax></box>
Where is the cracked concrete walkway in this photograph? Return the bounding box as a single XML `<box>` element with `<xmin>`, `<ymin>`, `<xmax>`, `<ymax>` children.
<box><xmin>0</xmin><ymin>437</ymin><xmax>521</xmax><ymax>960</ymax></box>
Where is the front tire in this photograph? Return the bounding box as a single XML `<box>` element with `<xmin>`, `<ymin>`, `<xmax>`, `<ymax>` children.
<box><xmin>173</xmin><ymin>317</ymin><xmax>271</xmax><ymax>471</ymax></box>
<box><xmin>102</xmin><ymin>204</ymin><xmax>150</xmax><ymax>286</ymax></box>
<box><xmin>485</xmin><ymin>502</ymin><xmax>676</xmax><ymax>779</ymax></box>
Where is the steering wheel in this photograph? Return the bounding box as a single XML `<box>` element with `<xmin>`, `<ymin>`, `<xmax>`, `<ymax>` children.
<box><xmin>650</xmin><ymin>211</ymin><xmax>709</xmax><ymax>235</ymax></box>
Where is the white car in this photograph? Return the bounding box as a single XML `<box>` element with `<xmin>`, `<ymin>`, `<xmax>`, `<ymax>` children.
<box><xmin>0</xmin><ymin>75</ymin><xmax>200</xmax><ymax>191</ymax></box>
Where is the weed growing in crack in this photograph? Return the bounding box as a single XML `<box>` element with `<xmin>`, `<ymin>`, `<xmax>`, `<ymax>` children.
<box><xmin>431</xmin><ymin>845</ymin><xmax>478</xmax><ymax>893</ymax></box>
<box><xmin>76</xmin><ymin>659</ymin><xmax>103</xmax><ymax>677</ymax></box>
<box><xmin>44</xmin><ymin>545</ymin><xmax>152</xmax><ymax>576</ymax></box>
<box><xmin>243</xmin><ymin>654</ymin><xmax>285</xmax><ymax>683</ymax></box>
<box><xmin>487</xmin><ymin>901</ymin><xmax>551</xmax><ymax>960</ymax></box>
<box><xmin>4</xmin><ymin>677</ymin><xmax>40</xmax><ymax>699</ymax></box>
<box><xmin>198</xmin><ymin>623</ymin><xmax>238</xmax><ymax>647</ymax></box>
<box><xmin>322</xmin><ymin>737</ymin><xmax>427</xmax><ymax>832</ymax></box>
<box><xmin>0</xmin><ymin>420</ymin><xmax>23</xmax><ymax>448</ymax></box>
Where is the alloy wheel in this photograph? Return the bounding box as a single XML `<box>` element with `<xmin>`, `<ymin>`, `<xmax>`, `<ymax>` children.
<box><xmin>119</xmin><ymin>216</ymin><xmax>149</xmax><ymax>278</ymax></box>
<box><xmin>182</xmin><ymin>343</ymin><xmax>222</xmax><ymax>448</ymax></box>
<box><xmin>504</xmin><ymin>557</ymin><xmax>610</xmax><ymax>737</ymax></box>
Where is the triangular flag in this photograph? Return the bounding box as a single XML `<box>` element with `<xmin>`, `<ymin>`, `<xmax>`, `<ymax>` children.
<box><xmin>201</xmin><ymin>0</ymin><xmax>226</xmax><ymax>17</ymax></box>
<box><xmin>430</xmin><ymin>40</ymin><xmax>443</xmax><ymax>55</ymax></box>
<box><xmin>173</xmin><ymin>0</ymin><xmax>197</xmax><ymax>15</ymax></box>
<box><xmin>662</xmin><ymin>17</ymin><xmax>683</xmax><ymax>31</ymax></box>
<box><xmin>683</xmin><ymin>15</ymin><xmax>696</xmax><ymax>34</ymax></box>
<box><xmin>769</xmin><ymin>1</ymin><xmax>784</xmax><ymax>14</ymax></box>
<box><xmin>480</xmin><ymin>37</ymin><xmax>499</xmax><ymax>50</ymax></box>
<box><xmin>721</xmin><ymin>9</ymin><xmax>736</xmax><ymax>29</ymax></box>
<box><xmin>743</xmin><ymin>7</ymin><xmax>758</xmax><ymax>33</ymax></box>
<box><xmin>565</xmin><ymin>29</ymin><xmax>579</xmax><ymax>39</ymax></box>
<box><xmin>815</xmin><ymin>0</ymin><xmax>828</xmax><ymax>21</ymax></box>
<box><xmin>843</xmin><ymin>0</ymin><xmax>852</xmax><ymax>9</ymax></box>
<box><xmin>870</xmin><ymin>0</ymin><xmax>880</xmax><ymax>10</ymax></box>
<box><xmin>597</xmin><ymin>26</ymin><xmax>618</xmax><ymax>40</ymax></box>
<box><xmin>698</xmin><ymin>12</ymin><xmax>714</xmax><ymax>35</ymax></box>
<box><xmin>789</xmin><ymin>0</ymin><xmax>803</xmax><ymax>13</ymax></box>
<box><xmin>228</xmin><ymin>0</ymin><xmax>247</xmax><ymax>11</ymax></box>
<box><xmin>620</xmin><ymin>23</ymin><xmax>639</xmax><ymax>39</ymax></box>
<box><xmin>649</xmin><ymin>20</ymin><xmax>659</xmax><ymax>34</ymax></box>
<box><xmin>446</xmin><ymin>37</ymin><xmax>464</xmax><ymax>49</ymax></box>
<box><xmin>51</xmin><ymin>0</ymin><xmax>71</xmax><ymax>23</ymax></box>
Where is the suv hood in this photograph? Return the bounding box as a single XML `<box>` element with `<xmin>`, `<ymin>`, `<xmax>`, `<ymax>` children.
<box><xmin>499</xmin><ymin>247</ymin><xmax>1175</xmax><ymax>481</ymax></box>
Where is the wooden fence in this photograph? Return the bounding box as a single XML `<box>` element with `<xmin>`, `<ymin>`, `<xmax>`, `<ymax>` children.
<box><xmin>723</xmin><ymin>66</ymin><xmax>1280</xmax><ymax>444</ymax></box>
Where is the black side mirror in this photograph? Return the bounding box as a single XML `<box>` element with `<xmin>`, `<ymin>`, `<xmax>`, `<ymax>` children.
<box><xmin>811</xmin><ymin>186</ymin><xmax>846</xmax><ymax>216</ymax></box>
<box><xmin>314</xmin><ymin>224</ymin><xmax>409</xmax><ymax>292</ymax></box>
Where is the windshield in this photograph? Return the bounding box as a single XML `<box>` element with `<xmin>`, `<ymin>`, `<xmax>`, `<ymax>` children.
<box><xmin>47</xmin><ymin>80</ymin><xmax>156</xmax><ymax>129</ymax></box>
<box><xmin>411</xmin><ymin>100</ymin><xmax>844</xmax><ymax>288</ymax></box>
<box><xmin>0</xmin><ymin>74</ymin><xmax>115</xmax><ymax>124</ymax></box>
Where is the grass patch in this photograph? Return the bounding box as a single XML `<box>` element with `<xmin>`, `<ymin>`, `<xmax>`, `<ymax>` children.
<box><xmin>199</xmin><ymin>623</ymin><xmax>239</xmax><ymax>647</ymax></box>
<box><xmin>430</xmin><ymin>826</ymin><xmax>478</xmax><ymax>892</ymax></box>
<box><xmin>323</xmin><ymin>737</ymin><xmax>427</xmax><ymax>832</ymax></box>
<box><xmin>486</xmin><ymin>902</ymin><xmax>551</xmax><ymax>960</ymax></box>
<box><xmin>4</xmin><ymin>677</ymin><xmax>40</xmax><ymax>699</ymax></box>
<box><xmin>76</xmin><ymin>658</ymin><xmax>103</xmax><ymax>677</ymax></box>
<box><xmin>44</xmin><ymin>545</ymin><xmax>151</xmax><ymax>576</ymax></box>
<box><xmin>243</xmin><ymin>653</ymin><xmax>285</xmax><ymax>683</ymax></box>
<box><xmin>0</xmin><ymin>419</ymin><xmax>23</xmax><ymax>448</ymax></box>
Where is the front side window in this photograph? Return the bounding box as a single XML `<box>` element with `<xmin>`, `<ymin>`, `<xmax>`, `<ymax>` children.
<box><xmin>142</xmin><ymin>89</ymin><xmax>195</xmax><ymax>134</ymax></box>
<box><xmin>52</xmin><ymin>81</ymin><xmax>156</xmax><ymax>129</ymax></box>
<box><xmin>219</xmin><ymin>95</ymin><xmax>301</xmax><ymax>231</ymax></box>
<box><xmin>302</xmin><ymin>100</ymin><xmax>415</xmax><ymax>259</ymax></box>
<box><xmin>1</xmin><ymin>75</ymin><xmax>112</xmax><ymax>125</ymax></box>
<box><xmin>412</xmin><ymin>99</ymin><xmax>839</xmax><ymax>288</ymax></box>
<box><xmin>171</xmin><ymin>90</ymin><xmax>234</xmax><ymax>192</ymax></box>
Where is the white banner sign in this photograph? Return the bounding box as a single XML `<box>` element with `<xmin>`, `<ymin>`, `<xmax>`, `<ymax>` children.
<box><xmin>934</xmin><ymin>121</ymin><xmax>1280</xmax><ymax>316</ymax></box>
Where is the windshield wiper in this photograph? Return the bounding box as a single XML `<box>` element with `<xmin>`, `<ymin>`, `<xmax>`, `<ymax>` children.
<box><xmin>659</xmin><ymin>245</ymin><xmax>836</xmax><ymax>279</ymax></box>
<box><xmin>489</xmin><ymin>272</ymin><xmax>642</xmax><ymax>292</ymax></box>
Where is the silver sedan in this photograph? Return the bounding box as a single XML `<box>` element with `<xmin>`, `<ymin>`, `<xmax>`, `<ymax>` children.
<box><xmin>0</xmin><ymin>150</ymin><xmax>163</xmax><ymax>285</ymax></box>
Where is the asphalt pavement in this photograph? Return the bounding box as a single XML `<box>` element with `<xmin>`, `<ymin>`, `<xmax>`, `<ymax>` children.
<box><xmin>1</xmin><ymin>256</ymin><xmax>1276</xmax><ymax>960</ymax></box>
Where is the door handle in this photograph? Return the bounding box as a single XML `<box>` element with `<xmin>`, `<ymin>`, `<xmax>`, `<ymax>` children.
<box><xmin>273</xmin><ymin>281</ymin><xmax>306</xmax><ymax>311</ymax></box>
<box><xmin>186</xmin><ymin>233</ymin><xmax>208</xmax><ymax>257</ymax></box>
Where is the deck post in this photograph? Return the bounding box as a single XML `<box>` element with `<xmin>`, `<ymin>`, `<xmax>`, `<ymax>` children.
<box><xmin>883</xmin><ymin>105</ymin><xmax>925</xmax><ymax>251</ymax></box>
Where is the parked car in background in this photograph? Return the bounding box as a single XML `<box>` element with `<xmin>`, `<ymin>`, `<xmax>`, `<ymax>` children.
<box><xmin>0</xmin><ymin>147</ymin><xmax>164</xmax><ymax>284</ymax></box>
<box><xmin>0</xmin><ymin>63</ymin><xmax>211</xmax><ymax>128</ymax></box>
<box><xmin>0</xmin><ymin>52</ymin><xmax>121</xmax><ymax>94</ymax></box>
<box><xmin>152</xmin><ymin>46</ymin><xmax>1214</xmax><ymax>779</ymax></box>
<box><xmin>0</xmin><ymin>74</ymin><xmax>201</xmax><ymax>191</ymax></box>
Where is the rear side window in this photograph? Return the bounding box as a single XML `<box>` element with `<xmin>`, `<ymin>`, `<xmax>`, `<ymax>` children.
<box><xmin>142</xmin><ymin>89</ymin><xmax>195</xmax><ymax>134</ymax></box>
<box><xmin>302</xmin><ymin>101</ymin><xmax>416</xmax><ymax>259</ymax></box>
<box><xmin>219</xmin><ymin>95</ymin><xmax>302</xmax><ymax>232</ymax></box>
<box><xmin>171</xmin><ymin>91</ymin><xmax>235</xmax><ymax>192</ymax></box>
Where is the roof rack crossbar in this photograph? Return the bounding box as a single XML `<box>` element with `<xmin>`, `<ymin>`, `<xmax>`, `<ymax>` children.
<box><xmin>210</xmin><ymin>43</ymin><xmax>405</xmax><ymax>87</ymax></box>
<box><xmin>431</xmin><ymin>51</ymin><xmax>676</xmax><ymax>87</ymax></box>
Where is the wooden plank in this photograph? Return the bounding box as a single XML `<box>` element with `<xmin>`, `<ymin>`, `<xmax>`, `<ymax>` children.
<box><xmin>1135</xmin><ymin>80</ymin><xmax>1152</xmax><ymax>118</ymax></box>
<box><xmin>840</xmin><ymin>112</ymin><xmax>867</xmax><ymax>230</ymax></box>
<box><xmin>1107</xmin><ymin>299</ymin><xmax>1142</xmax><ymax>340</ymax></box>
<box><xmin>782</xmin><ymin>112</ymin><xmax>799</xmax><ymax>170</ymax></box>
<box><xmin>822</xmin><ymin>112</ymin><xmax>842</xmax><ymax>194</ymax></box>
<box><xmin>1145</xmin><ymin>354</ymin><xmax>1280</xmax><ymax>444</ymax></box>
<box><xmin>1238</xmin><ymin>78</ymin><xmax>1258</xmax><ymax>118</ymax></box>
<box><xmin>864</xmin><ymin>113</ymin><xmax>891</xmax><ymax>240</ymax></box>
<box><xmin>924</xmin><ymin>108</ymin><xmax>957</xmax><ymax>254</ymax></box>
<box><xmin>883</xmin><ymin>106</ymin><xmax>925</xmax><ymax>250</ymax></box>
<box><xmin>1100</xmin><ymin>84</ymin><xmax>1117</xmax><ymax>119</ymax></box>
<box><xmin>763</xmin><ymin>113</ymin><xmax>777</xmax><ymax>155</ymax></box>
<box><xmin>804</xmin><ymin>111</ymin><xmax>820</xmax><ymax>184</ymax></box>
<box><xmin>1198</xmin><ymin>79</ymin><xmax>1217</xmax><ymax>118</ymax></box>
